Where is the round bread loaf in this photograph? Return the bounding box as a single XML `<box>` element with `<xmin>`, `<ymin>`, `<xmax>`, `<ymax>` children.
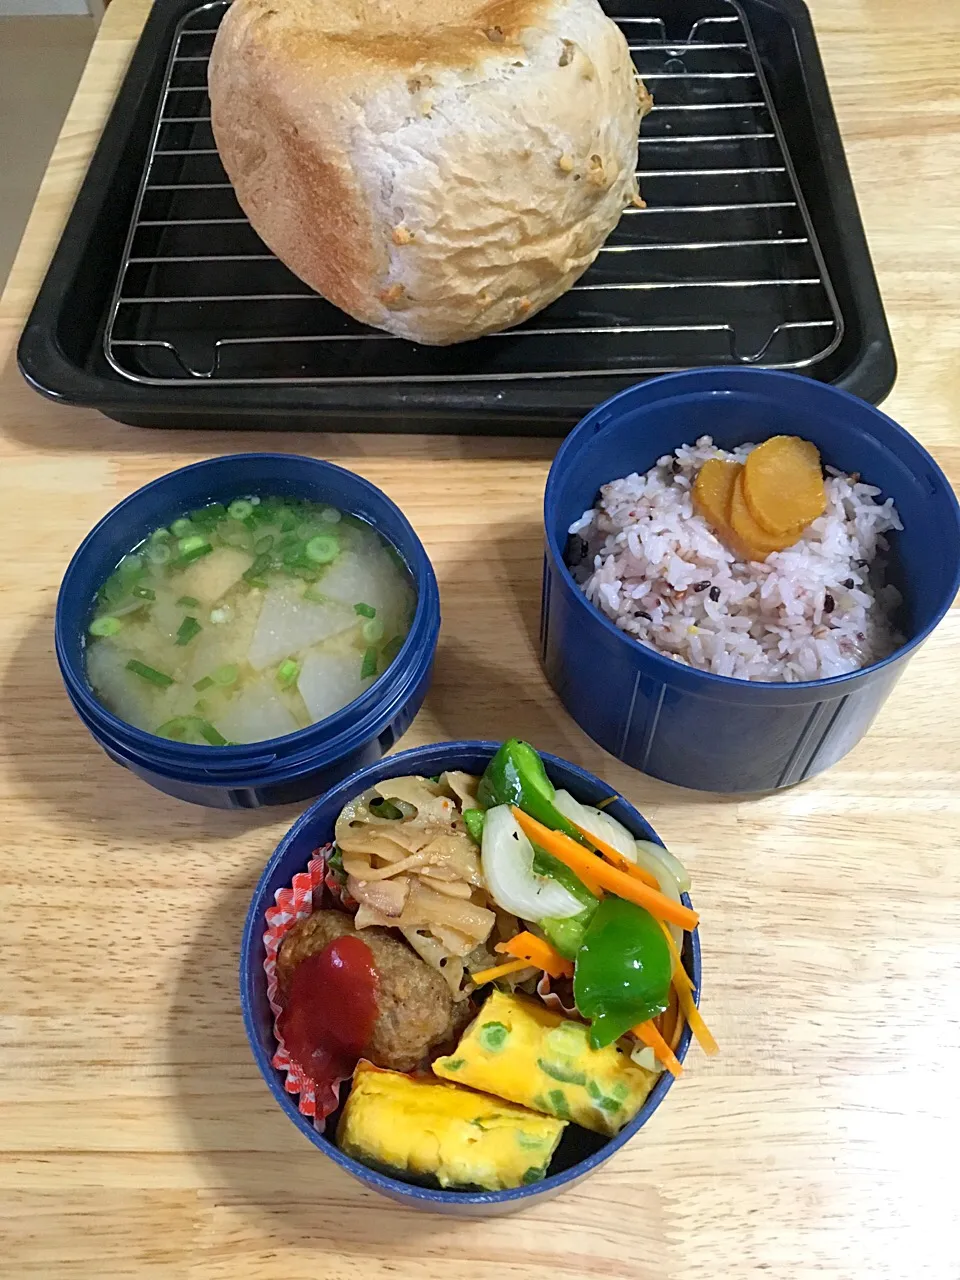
<box><xmin>208</xmin><ymin>0</ymin><xmax>651</xmax><ymax>345</ymax></box>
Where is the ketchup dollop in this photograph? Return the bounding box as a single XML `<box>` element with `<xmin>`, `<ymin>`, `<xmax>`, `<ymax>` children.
<box><xmin>277</xmin><ymin>935</ymin><xmax>380</xmax><ymax>1094</ymax></box>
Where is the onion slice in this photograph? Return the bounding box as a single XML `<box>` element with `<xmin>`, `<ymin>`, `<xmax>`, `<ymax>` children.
<box><xmin>634</xmin><ymin>839</ymin><xmax>691</xmax><ymax>895</ymax></box>
<box><xmin>553</xmin><ymin>789</ymin><xmax>636</xmax><ymax>858</ymax></box>
<box><xmin>480</xmin><ymin>805</ymin><xmax>584</xmax><ymax>921</ymax></box>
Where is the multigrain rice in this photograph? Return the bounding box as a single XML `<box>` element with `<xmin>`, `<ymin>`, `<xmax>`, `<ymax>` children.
<box><xmin>567</xmin><ymin>436</ymin><xmax>904</xmax><ymax>682</ymax></box>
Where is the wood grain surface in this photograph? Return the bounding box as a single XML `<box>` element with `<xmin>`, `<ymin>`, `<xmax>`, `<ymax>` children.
<box><xmin>1</xmin><ymin>1</ymin><xmax>959</xmax><ymax>1276</ymax></box>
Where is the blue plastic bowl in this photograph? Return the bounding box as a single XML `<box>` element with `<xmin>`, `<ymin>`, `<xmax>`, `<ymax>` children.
<box><xmin>55</xmin><ymin>454</ymin><xmax>440</xmax><ymax>809</ymax></box>
<box><xmin>542</xmin><ymin>369</ymin><xmax>960</xmax><ymax>793</ymax></box>
<box><xmin>240</xmin><ymin>740</ymin><xmax>701</xmax><ymax>1215</ymax></box>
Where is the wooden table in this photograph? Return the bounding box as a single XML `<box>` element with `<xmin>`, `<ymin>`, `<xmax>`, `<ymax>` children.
<box><xmin>2</xmin><ymin>1</ymin><xmax>958</xmax><ymax>1276</ymax></box>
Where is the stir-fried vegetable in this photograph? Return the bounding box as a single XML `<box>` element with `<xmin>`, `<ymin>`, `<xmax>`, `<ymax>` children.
<box><xmin>494</xmin><ymin>932</ymin><xmax>573</xmax><ymax>979</ymax></box>
<box><xmin>462</xmin><ymin>808</ymin><xmax>485</xmax><ymax>845</ymax></box>
<box><xmin>573</xmin><ymin>897</ymin><xmax>672</xmax><ymax>1048</ymax></box>
<box><xmin>477</xmin><ymin>740</ymin><xmax>588</xmax><ymax>844</ymax></box>
<box><xmin>633</xmin><ymin>1019</ymin><xmax>683</xmax><ymax>1078</ymax></box>
<box><xmin>480</xmin><ymin>806</ymin><xmax>584</xmax><ymax>923</ymax></box>
<box><xmin>511</xmin><ymin>809</ymin><xmax>699</xmax><ymax>932</ymax></box>
<box><xmin>470</xmin><ymin>957</ymin><xmax>534</xmax><ymax>985</ymax></box>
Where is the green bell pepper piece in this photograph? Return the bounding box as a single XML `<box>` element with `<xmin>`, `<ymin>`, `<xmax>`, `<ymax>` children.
<box><xmin>534</xmin><ymin>848</ymin><xmax>599</xmax><ymax>960</ymax></box>
<box><xmin>573</xmin><ymin>896</ymin><xmax>671</xmax><ymax>1049</ymax></box>
<box><xmin>476</xmin><ymin>739</ymin><xmax>588</xmax><ymax>844</ymax></box>
<box><xmin>463</xmin><ymin>808</ymin><xmax>485</xmax><ymax>845</ymax></box>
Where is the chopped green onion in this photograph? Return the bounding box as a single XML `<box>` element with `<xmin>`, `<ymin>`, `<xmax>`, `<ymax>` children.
<box><xmin>150</xmin><ymin>527</ymin><xmax>171</xmax><ymax>543</ymax></box>
<box><xmin>157</xmin><ymin>717</ymin><xmax>195</xmax><ymax>741</ymax></box>
<box><xmin>118</xmin><ymin>554</ymin><xmax>144</xmax><ymax>581</ymax></box>
<box><xmin>198</xmin><ymin>720</ymin><xmax>228</xmax><ymax>746</ymax></box>
<box><xmin>354</xmin><ymin>602</ymin><xmax>377</xmax><ymax>618</ymax></box>
<box><xmin>156</xmin><ymin>715</ymin><xmax>228</xmax><ymax>746</ymax></box>
<box><xmin>228</xmin><ymin>499</ymin><xmax>255</xmax><ymax>521</ymax></box>
<box><xmin>89</xmin><ymin>615</ymin><xmax>122</xmax><ymax>637</ymax></box>
<box><xmin>171</xmin><ymin>543</ymin><xmax>213</xmax><ymax>568</ymax></box>
<box><xmin>320</xmin><ymin>507</ymin><xmax>341</xmax><ymax>524</ymax></box>
<box><xmin>126</xmin><ymin>659</ymin><xmax>174</xmax><ymax>688</ymax></box>
<box><xmin>362</xmin><ymin>618</ymin><xmax>384</xmax><ymax>644</ymax></box>
<box><xmin>193</xmin><ymin>675</ymin><xmax>214</xmax><ymax>692</ymax></box>
<box><xmin>280</xmin><ymin>513</ymin><xmax>297</xmax><ymax>533</ymax></box>
<box><xmin>212</xmin><ymin>664</ymin><xmax>238</xmax><ymax>687</ymax></box>
<box><xmin>303</xmin><ymin>583</ymin><xmax>328</xmax><ymax>604</ymax></box>
<box><xmin>277</xmin><ymin>658</ymin><xmax>300</xmax><ymax>688</ymax></box>
<box><xmin>190</xmin><ymin>503</ymin><xmax>226</xmax><ymax>531</ymax></box>
<box><xmin>245</xmin><ymin>577</ymin><xmax>268</xmax><ymax>589</ymax></box>
<box><xmin>132</xmin><ymin>585</ymin><xmax>156</xmax><ymax>601</ymax></box>
<box><xmin>177</xmin><ymin>596</ymin><xmax>200</xmax><ymax>608</ymax></box>
<box><xmin>282</xmin><ymin>542</ymin><xmax>302</xmax><ymax>566</ymax></box>
<box><xmin>175</xmin><ymin>616</ymin><xmax>202</xmax><ymax>646</ymax></box>
<box><xmin>145</xmin><ymin>542</ymin><xmax>172</xmax><ymax>565</ymax></box>
<box><xmin>305</xmin><ymin>534</ymin><xmax>339</xmax><ymax>564</ymax></box>
<box><xmin>369</xmin><ymin>797</ymin><xmax>404</xmax><ymax>820</ymax></box>
<box><xmin>254</xmin><ymin>535</ymin><xmax>274</xmax><ymax>554</ymax></box>
<box><xmin>381</xmin><ymin>635</ymin><xmax>404</xmax><ymax>667</ymax></box>
<box><xmin>243</xmin><ymin>552</ymin><xmax>273</xmax><ymax>582</ymax></box>
<box><xmin>171</xmin><ymin>518</ymin><xmax>194</xmax><ymax>538</ymax></box>
<box><xmin>360</xmin><ymin>647</ymin><xmax>378</xmax><ymax>680</ymax></box>
<box><xmin>243</xmin><ymin>515</ymin><xmax>258</xmax><ymax>532</ymax></box>
<box><xmin>178</xmin><ymin>534</ymin><xmax>208</xmax><ymax>555</ymax></box>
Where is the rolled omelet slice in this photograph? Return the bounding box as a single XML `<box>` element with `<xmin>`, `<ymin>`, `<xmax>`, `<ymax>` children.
<box><xmin>433</xmin><ymin>991</ymin><xmax>657</xmax><ymax>1137</ymax></box>
<box><xmin>337</xmin><ymin>1062</ymin><xmax>566</xmax><ymax>1191</ymax></box>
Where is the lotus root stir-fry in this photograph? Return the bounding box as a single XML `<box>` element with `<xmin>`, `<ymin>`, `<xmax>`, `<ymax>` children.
<box><xmin>270</xmin><ymin>740</ymin><xmax>717</xmax><ymax>1192</ymax></box>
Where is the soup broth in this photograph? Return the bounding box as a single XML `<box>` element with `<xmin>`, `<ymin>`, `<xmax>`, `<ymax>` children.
<box><xmin>85</xmin><ymin>496</ymin><xmax>416</xmax><ymax>744</ymax></box>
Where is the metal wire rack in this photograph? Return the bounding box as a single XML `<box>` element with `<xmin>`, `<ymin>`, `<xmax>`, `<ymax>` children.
<box><xmin>103</xmin><ymin>0</ymin><xmax>844</xmax><ymax>386</ymax></box>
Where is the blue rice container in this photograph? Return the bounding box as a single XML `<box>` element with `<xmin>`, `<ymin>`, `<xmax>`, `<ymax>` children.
<box><xmin>542</xmin><ymin>369</ymin><xmax>960</xmax><ymax>793</ymax></box>
<box><xmin>240</xmin><ymin>740</ymin><xmax>701</xmax><ymax>1215</ymax></box>
<box><xmin>55</xmin><ymin>454</ymin><xmax>440</xmax><ymax>808</ymax></box>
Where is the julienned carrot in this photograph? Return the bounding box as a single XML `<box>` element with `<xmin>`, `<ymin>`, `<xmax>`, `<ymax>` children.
<box><xmin>653</xmin><ymin>921</ymin><xmax>717</xmax><ymax>1054</ymax></box>
<box><xmin>495</xmin><ymin>931</ymin><xmax>573</xmax><ymax>979</ymax></box>
<box><xmin>470</xmin><ymin>958</ymin><xmax>533</xmax><ymax>985</ymax></box>
<box><xmin>634</xmin><ymin>1020</ymin><xmax>683</xmax><ymax>1078</ymax></box>
<box><xmin>668</xmin><ymin>1006</ymin><xmax>685</xmax><ymax>1054</ymax></box>
<box><xmin>512</xmin><ymin>808</ymin><xmax>700</xmax><ymax>932</ymax></box>
<box><xmin>656</xmin><ymin>919</ymin><xmax>695</xmax><ymax>993</ymax></box>
<box><xmin>673</xmin><ymin>979</ymin><xmax>719</xmax><ymax>1056</ymax></box>
<box><xmin>568</xmin><ymin>820</ymin><xmax>660</xmax><ymax>890</ymax></box>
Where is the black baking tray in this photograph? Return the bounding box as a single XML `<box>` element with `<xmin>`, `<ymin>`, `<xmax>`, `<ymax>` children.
<box><xmin>19</xmin><ymin>0</ymin><xmax>895</xmax><ymax>434</ymax></box>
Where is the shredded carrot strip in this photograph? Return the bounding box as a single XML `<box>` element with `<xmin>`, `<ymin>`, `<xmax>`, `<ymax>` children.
<box><xmin>656</xmin><ymin>919</ymin><xmax>695</xmax><ymax>993</ymax></box>
<box><xmin>651</xmin><ymin>920</ymin><xmax>717</xmax><ymax>1054</ymax></box>
<box><xmin>634</xmin><ymin>1020</ymin><xmax>683</xmax><ymax>1078</ymax></box>
<box><xmin>511</xmin><ymin>808</ymin><xmax>700</xmax><ymax>931</ymax></box>
<box><xmin>495</xmin><ymin>931</ymin><xmax>573</xmax><ymax>979</ymax></box>
<box><xmin>659</xmin><ymin>986</ymin><xmax>678</xmax><ymax>1045</ymax></box>
<box><xmin>669</xmin><ymin>1006</ymin><xmax>685</xmax><ymax>1054</ymax></box>
<box><xmin>470</xmin><ymin>958</ymin><xmax>533</xmax><ymax>985</ymax></box>
<box><xmin>568</xmin><ymin>819</ymin><xmax>660</xmax><ymax>889</ymax></box>
<box><xmin>673</xmin><ymin>980</ymin><xmax>719</xmax><ymax>1056</ymax></box>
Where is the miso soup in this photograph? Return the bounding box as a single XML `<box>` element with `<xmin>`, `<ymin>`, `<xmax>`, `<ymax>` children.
<box><xmin>84</xmin><ymin>496</ymin><xmax>416</xmax><ymax>745</ymax></box>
